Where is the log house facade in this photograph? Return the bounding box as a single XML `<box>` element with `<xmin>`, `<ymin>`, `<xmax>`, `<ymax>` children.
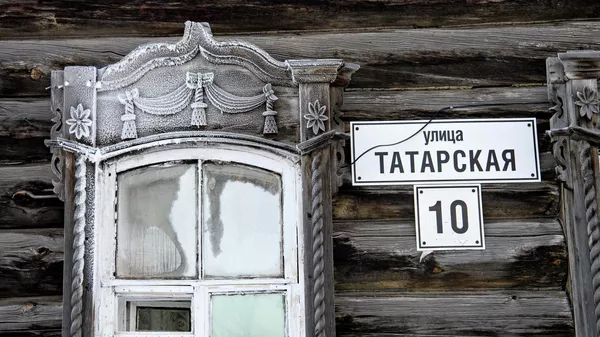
<box><xmin>3</xmin><ymin>2</ymin><xmax>600</xmax><ymax>336</ymax></box>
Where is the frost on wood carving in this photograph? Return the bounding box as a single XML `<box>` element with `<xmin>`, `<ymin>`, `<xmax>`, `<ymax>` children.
<box><xmin>91</xmin><ymin>21</ymin><xmax>295</xmax><ymax>145</ymax></box>
<box><xmin>48</xmin><ymin>21</ymin><xmax>358</xmax><ymax>337</ymax></box>
<box><xmin>116</xmin><ymin>72</ymin><xmax>279</xmax><ymax>139</ymax></box>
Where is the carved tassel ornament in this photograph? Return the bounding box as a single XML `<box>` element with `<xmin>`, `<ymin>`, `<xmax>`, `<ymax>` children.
<box><xmin>262</xmin><ymin>84</ymin><xmax>278</xmax><ymax>134</ymax></box>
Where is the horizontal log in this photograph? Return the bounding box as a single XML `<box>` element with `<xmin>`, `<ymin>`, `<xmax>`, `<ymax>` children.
<box><xmin>0</xmin><ymin>331</ymin><xmax>60</xmax><ymax>337</ymax></box>
<box><xmin>2</xmin><ymin>22</ymin><xmax>600</xmax><ymax>96</ymax></box>
<box><xmin>0</xmin><ymin>296</ymin><xmax>61</xmax><ymax>334</ymax></box>
<box><xmin>0</xmin><ymin>218</ymin><xmax>564</xmax><ymax>298</ymax></box>
<box><xmin>0</xmin><ymin>229</ymin><xmax>63</xmax><ymax>298</ymax></box>
<box><xmin>341</xmin><ymin>87</ymin><xmax>551</xmax><ymax>120</ymax></box>
<box><xmin>335</xmin><ymin>291</ymin><xmax>573</xmax><ymax>336</ymax></box>
<box><xmin>333</xmin><ymin>182</ymin><xmax>559</xmax><ymax>221</ymax></box>
<box><xmin>0</xmin><ymin>290</ymin><xmax>573</xmax><ymax>336</ymax></box>
<box><xmin>0</xmin><ymin>160</ymin><xmax>558</xmax><ymax>229</ymax></box>
<box><xmin>0</xmin><ymin>85</ymin><xmax>556</xmax><ymax>164</ymax></box>
<box><xmin>334</xmin><ymin>218</ymin><xmax>567</xmax><ymax>291</ymax></box>
<box><xmin>341</xmin><ymin>86</ymin><xmax>553</xmax><ymax>152</ymax></box>
<box><xmin>0</xmin><ymin>97</ymin><xmax>51</xmax><ymax>162</ymax></box>
<box><xmin>0</xmin><ymin>163</ymin><xmax>63</xmax><ymax>229</ymax></box>
<box><xmin>0</xmin><ymin>1</ymin><xmax>599</xmax><ymax>37</ymax></box>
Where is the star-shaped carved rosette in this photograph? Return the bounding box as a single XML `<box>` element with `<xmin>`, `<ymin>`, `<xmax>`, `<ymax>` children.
<box><xmin>66</xmin><ymin>103</ymin><xmax>92</xmax><ymax>140</ymax></box>
<box><xmin>304</xmin><ymin>100</ymin><xmax>328</xmax><ymax>135</ymax></box>
<box><xmin>575</xmin><ymin>86</ymin><xmax>600</xmax><ymax>120</ymax></box>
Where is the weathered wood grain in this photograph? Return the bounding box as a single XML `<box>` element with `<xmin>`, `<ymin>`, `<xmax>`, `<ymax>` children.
<box><xmin>0</xmin><ymin>85</ymin><xmax>554</xmax><ymax>162</ymax></box>
<box><xmin>335</xmin><ymin>290</ymin><xmax>574</xmax><ymax>336</ymax></box>
<box><xmin>0</xmin><ymin>291</ymin><xmax>573</xmax><ymax>336</ymax></box>
<box><xmin>0</xmin><ymin>229</ymin><xmax>63</xmax><ymax>298</ymax></box>
<box><xmin>1</xmin><ymin>0</ymin><xmax>599</xmax><ymax>38</ymax></box>
<box><xmin>0</xmin><ymin>163</ymin><xmax>63</xmax><ymax>229</ymax></box>
<box><xmin>341</xmin><ymin>87</ymin><xmax>551</xmax><ymax>120</ymax></box>
<box><xmin>0</xmin><ymin>331</ymin><xmax>60</xmax><ymax>337</ymax></box>
<box><xmin>0</xmin><ymin>296</ymin><xmax>62</xmax><ymax>334</ymax></box>
<box><xmin>0</xmin><ymin>98</ymin><xmax>51</xmax><ymax>162</ymax></box>
<box><xmin>333</xmin><ymin>182</ymin><xmax>559</xmax><ymax>221</ymax></box>
<box><xmin>0</xmin><ymin>161</ymin><xmax>558</xmax><ymax>229</ymax></box>
<box><xmin>3</xmin><ymin>22</ymin><xmax>600</xmax><ymax>96</ymax></box>
<box><xmin>334</xmin><ymin>218</ymin><xmax>567</xmax><ymax>292</ymax></box>
<box><xmin>0</xmin><ymin>218</ymin><xmax>566</xmax><ymax>298</ymax></box>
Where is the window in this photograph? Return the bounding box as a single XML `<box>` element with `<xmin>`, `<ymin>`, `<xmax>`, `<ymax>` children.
<box><xmin>95</xmin><ymin>147</ymin><xmax>303</xmax><ymax>336</ymax></box>
<box><xmin>49</xmin><ymin>21</ymin><xmax>355</xmax><ymax>337</ymax></box>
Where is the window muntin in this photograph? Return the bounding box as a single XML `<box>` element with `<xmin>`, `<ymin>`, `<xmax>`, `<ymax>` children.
<box><xmin>96</xmin><ymin>147</ymin><xmax>302</xmax><ymax>337</ymax></box>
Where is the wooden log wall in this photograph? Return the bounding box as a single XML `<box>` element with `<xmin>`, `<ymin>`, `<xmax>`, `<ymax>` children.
<box><xmin>3</xmin><ymin>2</ymin><xmax>599</xmax><ymax>335</ymax></box>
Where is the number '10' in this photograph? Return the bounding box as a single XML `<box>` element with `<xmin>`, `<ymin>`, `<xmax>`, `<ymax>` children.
<box><xmin>429</xmin><ymin>200</ymin><xmax>469</xmax><ymax>234</ymax></box>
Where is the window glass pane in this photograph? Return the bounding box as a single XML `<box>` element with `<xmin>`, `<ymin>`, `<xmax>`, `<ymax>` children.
<box><xmin>120</xmin><ymin>300</ymin><xmax>191</xmax><ymax>332</ymax></box>
<box><xmin>117</xmin><ymin>163</ymin><xmax>197</xmax><ymax>277</ymax></box>
<box><xmin>136</xmin><ymin>306</ymin><xmax>191</xmax><ymax>332</ymax></box>
<box><xmin>202</xmin><ymin>163</ymin><xmax>282</xmax><ymax>278</ymax></box>
<box><xmin>211</xmin><ymin>293</ymin><xmax>285</xmax><ymax>337</ymax></box>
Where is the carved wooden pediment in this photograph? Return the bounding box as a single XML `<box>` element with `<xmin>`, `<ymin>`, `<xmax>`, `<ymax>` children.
<box><xmin>50</xmin><ymin>21</ymin><xmax>356</xmax><ymax>149</ymax></box>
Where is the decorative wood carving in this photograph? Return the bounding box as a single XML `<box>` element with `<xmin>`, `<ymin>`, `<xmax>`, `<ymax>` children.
<box><xmin>547</xmin><ymin>52</ymin><xmax>600</xmax><ymax>337</ymax></box>
<box><xmin>66</xmin><ymin>104</ymin><xmax>93</xmax><ymax>140</ymax></box>
<box><xmin>576</xmin><ymin>86</ymin><xmax>600</xmax><ymax>120</ymax></box>
<box><xmin>48</xmin><ymin>21</ymin><xmax>358</xmax><ymax>337</ymax></box>
<box><xmin>115</xmin><ymin>72</ymin><xmax>278</xmax><ymax>139</ymax></box>
<box><xmin>305</xmin><ymin>100</ymin><xmax>328</xmax><ymax>136</ymax></box>
<box><xmin>47</xmin><ymin>71</ymin><xmax>66</xmax><ymax>201</ymax></box>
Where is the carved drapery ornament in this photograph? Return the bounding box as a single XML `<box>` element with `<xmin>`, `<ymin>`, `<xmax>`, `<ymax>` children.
<box><xmin>116</xmin><ymin>71</ymin><xmax>279</xmax><ymax>139</ymax></box>
<box><xmin>48</xmin><ymin>21</ymin><xmax>357</xmax><ymax>337</ymax></box>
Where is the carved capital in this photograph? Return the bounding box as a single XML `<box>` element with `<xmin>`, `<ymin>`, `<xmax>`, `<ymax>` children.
<box><xmin>558</xmin><ymin>51</ymin><xmax>600</xmax><ymax>80</ymax></box>
<box><xmin>287</xmin><ymin>59</ymin><xmax>343</xmax><ymax>84</ymax></box>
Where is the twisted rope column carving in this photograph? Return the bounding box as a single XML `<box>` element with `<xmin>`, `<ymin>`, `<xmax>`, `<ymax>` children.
<box><xmin>311</xmin><ymin>152</ymin><xmax>326</xmax><ymax>337</ymax></box>
<box><xmin>580</xmin><ymin>142</ymin><xmax>600</xmax><ymax>332</ymax></box>
<box><xmin>70</xmin><ymin>156</ymin><xmax>86</xmax><ymax>337</ymax></box>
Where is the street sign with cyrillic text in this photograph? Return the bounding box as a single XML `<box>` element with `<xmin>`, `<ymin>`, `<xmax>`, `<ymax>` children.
<box><xmin>350</xmin><ymin>118</ymin><xmax>540</xmax><ymax>186</ymax></box>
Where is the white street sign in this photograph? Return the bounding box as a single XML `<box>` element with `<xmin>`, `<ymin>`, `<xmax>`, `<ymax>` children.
<box><xmin>414</xmin><ymin>185</ymin><xmax>485</xmax><ymax>251</ymax></box>
<box><xmin>350</xmin><ymin>118</ymin><xmax>540</xmax><ymax>185</ymax></box>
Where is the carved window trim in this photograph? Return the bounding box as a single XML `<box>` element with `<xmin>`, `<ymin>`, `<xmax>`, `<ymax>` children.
<box><xmin>48</xmin><ymin>21</ymin><xmax>358</xmax><ymax>337</ymax></box>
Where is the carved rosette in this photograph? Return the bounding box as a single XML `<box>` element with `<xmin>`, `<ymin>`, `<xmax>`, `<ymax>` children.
<box><xmin>66</xmin><ymin>104</ymin><xmax>93</xmax><ymax>140</ymax></box>
<box><xmin>576</xmin><ymin>86</ymin><xmax>600</xmax><ymax>120</ymax></box>
<box><xmin>305</xmin><ymin>100</ymin><xmax>328</xmax><ymax>136</ymax></box>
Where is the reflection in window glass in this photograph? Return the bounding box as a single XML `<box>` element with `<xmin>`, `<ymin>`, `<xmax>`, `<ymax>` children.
<box><xmin>120</xmin><ymin>300</ymin><xmax>192</xmax><ymax>332</ymax></box>
<box><xmin>136</xmin><ymin>306</ymin><xmax>191</xmax><ymax>332</ymax></box>
<box><xmin>117</xmin><ymin>163</ymin><xmax>197</xmax><ymax>277</ymax></box>
<box><xmin>203</xmin><ymin>163</ymin><xmax>283</xmax><ymax>278</ymax></box>
<box><xmin>212</xmin><ymin>293</ymin><xmax>285</xmax><ymax>337</ymax></box>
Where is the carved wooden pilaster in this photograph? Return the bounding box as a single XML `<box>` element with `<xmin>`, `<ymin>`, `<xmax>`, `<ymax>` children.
<box><xmin>289</xmin><ymin>60</ymin><xmax>343</xmax><ymax>337</ymax></box>
<box><xmin>548</xmin><ymin>52</ymin><xmax>600</xmax><ymax>337</ymax></box>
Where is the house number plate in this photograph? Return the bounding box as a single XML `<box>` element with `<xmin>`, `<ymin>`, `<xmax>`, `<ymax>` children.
<box><xmin>414</xmin><ymin>184</ymin><xmax>485</xmax><ymax>251</ymax></box>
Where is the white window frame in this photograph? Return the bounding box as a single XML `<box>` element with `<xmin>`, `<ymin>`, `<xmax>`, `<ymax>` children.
<box><xmin>94</xmin><ymin>144</ymin><xmax>306</xmax><ymax>337</ymax></box>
